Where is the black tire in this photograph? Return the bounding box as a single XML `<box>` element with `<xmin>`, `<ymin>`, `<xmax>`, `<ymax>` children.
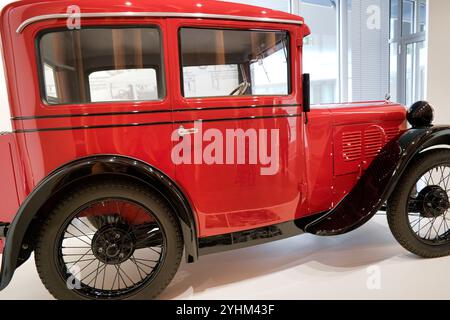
<box><xmin>387</xmin><ymin>150</ymin><xmax>450</xmax><ymax>258</ymax></box>
<box><xmin>35</xmin><ymin>180</ymin><xmax>183</xmax><ymax>300</ymax></box>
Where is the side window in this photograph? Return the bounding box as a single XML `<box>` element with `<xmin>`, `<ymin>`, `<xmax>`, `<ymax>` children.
<box><xmin>38</xmin><ymin>27</ymin><xmax>165</xmax><ymax>105</ymax></box>
<box><xmin>179</xmin><ymin>28</ymin><xmax>290</xmax><ymax>99</ymax></box>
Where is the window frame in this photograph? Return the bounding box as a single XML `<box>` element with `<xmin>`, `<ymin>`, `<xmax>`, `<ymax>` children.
<box><xmin>177</xmin><ymin>26</ymin><xmax>292</xmax><ymax>100</ymax></box>
<box><xmin>35</xmin><ymin>25</ymin><xmax>167</xmax><ymax>107</ymax></box>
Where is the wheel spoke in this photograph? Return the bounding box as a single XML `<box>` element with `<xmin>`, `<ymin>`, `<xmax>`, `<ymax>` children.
<box><xmin>101</xmin><ymin>264</ymin><xmax>107</xmax><ymax>291</ymax></box>
<box><xmin>72</xmin><ymin>258</ymin><xmax>97</xmax><ymax>278</ymax></box>
<box><xmin>64</xmin><ymin>231</ymin><xmax>93</xmax><ymax>246</ymax></box>
<box><xmin>76</xmin><ymin>217</ymin><xmax>98</xmax><ymax>233</ymax></box>
<box><xmin>111</xmin><ymin>265</ymin><xmax>120</xmax><ymax>291</ymax></box>
<box><xmin>114</xmin><ymin>265</ymin><xmax>127</xmax><ymax>290</ymax></box>
<box><xmin>134</xmin><ymin>259</ymin><xmax>155</xmax><ymax>269</ymax></box>
<box><xmin>65</xmin><ymin>248</ymin><xmax>93</xmax><ymax>269</ymax></box>
<box><xmin>131</xmin><ymin>256</ymin><xmax>149</xmax><ymax>278</ymax></box>
<box><xmin>64</xmin><ymin>258</ymin><xmax>96</xmax><ymax>264</ymax></box>
<box><xmin>131</xmin><ymin>256</ymin><xmax>145</xmax><ymax>281</ymax></box>
<box><xmin>84</xmin><ymin>260</ymin><xmax>105</xmax><ymax>286</ymax></box>
<box><xmin>134</xmin><ymin>258</ymin><xmax>159</xmax><ymax>263</ymax></box>
<box><xmin>119</xmin><ymin>264</ymin><xmax>135</xmax><ymax>286</ymax></box>
<box><xmin>70</xmin><ymin>222</ymin><xmax>94</xmax><ymax>240</ymax></box>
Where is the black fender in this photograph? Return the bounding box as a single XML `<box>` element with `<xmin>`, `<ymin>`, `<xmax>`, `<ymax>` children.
<box><xmin>301</xmin><ymin>125</ymin><xmax>450</xmax><ymax>236</ymax></box>
<box><xmin>0</xmin><ymin>155</ymin><xmax>198</xmax><ymax>290</ymax></box>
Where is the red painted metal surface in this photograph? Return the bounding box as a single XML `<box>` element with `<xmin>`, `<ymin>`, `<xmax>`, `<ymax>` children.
<box><xmin>0</xmin><ymin>134</ymin><xmax>22</xmax><ymax>253</ymax></box>
<box><xmin>0</xmin><ymin>0</ymin><xmax>407</xmax><ymax>242</ymax></box>
<box><xmin>0</xmin><ymin>135</ymin><xmax>20</xmax><ymax>221</ymax></box>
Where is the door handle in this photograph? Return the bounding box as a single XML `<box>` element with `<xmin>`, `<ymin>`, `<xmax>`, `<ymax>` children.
<box><xmin>177</xmin><ymin>125</ymin><xmax>199</xmax><ymax>137</ymax></box>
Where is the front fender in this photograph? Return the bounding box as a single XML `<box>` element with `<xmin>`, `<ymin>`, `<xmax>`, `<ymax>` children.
<box><xmin>0</xmin><ymin>155</ymin><xmax>198</xmax><ymax>290</ymax></box>
<box><xmin>302</xmin><ymin>126</ymin><xmax>450</xmax><ymax>236</ymax></box>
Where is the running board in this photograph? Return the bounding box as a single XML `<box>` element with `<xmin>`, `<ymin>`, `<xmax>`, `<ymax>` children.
<box><xmin>198</xmin><ymin>220</ymin><xmax>304</xmax><ymax>256</ymax></box>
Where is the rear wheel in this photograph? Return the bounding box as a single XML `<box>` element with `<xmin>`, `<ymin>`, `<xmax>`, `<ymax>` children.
<box><xmin>387</xmin><ymin>150</ymin><xmax>450</xmax><ymax>258</ymax></box>
<box><xmin>35</xmin><ymin>180</ymin><xmax>183</xmax><ymax>300</ymax></box>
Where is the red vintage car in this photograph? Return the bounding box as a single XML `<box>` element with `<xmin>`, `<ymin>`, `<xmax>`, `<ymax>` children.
<box><xmin>0</xmin><ymin>0</ymin><xmax>448</xmax><ymax>300</ymax></box>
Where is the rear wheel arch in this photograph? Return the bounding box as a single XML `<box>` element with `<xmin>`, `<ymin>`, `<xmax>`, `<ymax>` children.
<box><xmin>0</xmin><ymin>155</ymin><xmax>198</xmax><ymax>290</ymax></box>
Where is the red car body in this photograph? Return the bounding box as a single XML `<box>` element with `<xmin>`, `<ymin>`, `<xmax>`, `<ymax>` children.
<box><xmin>0</xmin><ymin>0</ymin><xmax>428</xmax><ymax>293</ymax></box>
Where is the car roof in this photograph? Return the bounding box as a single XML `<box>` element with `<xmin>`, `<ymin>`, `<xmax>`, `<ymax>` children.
<box><xmin>2</xmin><ymin>0</ymin><xmax>304</xmax><ymax>34</ymax></box>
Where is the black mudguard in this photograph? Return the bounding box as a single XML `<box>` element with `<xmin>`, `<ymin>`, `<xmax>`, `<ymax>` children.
<box><xmin>301</xmin><ymin>126</ymin><xmax>450</xmax><ymax>236</ymax></box>
<box><xmin>0</xmin><ymin>155</ymin><xmax>198</xmax><ymax>290</ymax></box>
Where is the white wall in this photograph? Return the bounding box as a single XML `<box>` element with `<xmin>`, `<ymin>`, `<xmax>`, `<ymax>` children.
<box><xmin>0</xmin><ymin>0</ymin><xmax>12</xmax><ymax>132</ymax></box>
<box><xmin>427</xmin><ymin>0</ymin><xmax>450</xmax><ymax>124</ymax></box>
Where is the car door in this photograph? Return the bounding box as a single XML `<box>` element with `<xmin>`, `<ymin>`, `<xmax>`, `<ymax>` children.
<box><xmin>167</xmin><ymin>19</ymin><xmax>306</xmax><ymax>238</ymax></box>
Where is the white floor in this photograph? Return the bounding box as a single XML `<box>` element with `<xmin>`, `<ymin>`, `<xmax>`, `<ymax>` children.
<box><xmin>0</xmin><ymin>215</ymin><xmax>449</xmax><ymax>300</ymax></box>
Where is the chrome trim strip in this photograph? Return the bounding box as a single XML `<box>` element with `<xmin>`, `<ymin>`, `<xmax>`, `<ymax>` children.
<box><xmin>16</xmin><ymin>11</ymin><xmax>303</xmax><ymax>33</ymax></box>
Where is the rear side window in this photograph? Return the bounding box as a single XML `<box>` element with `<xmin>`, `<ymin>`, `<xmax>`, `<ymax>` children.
<box><xmin>179</xmin><ymin>28</ymin><xmax>290</xmax><ymax>99</ymax></box>
<box><xmin>38</xmin><ymin>27</ymin><xmax>165</xmax><ymax>105</ymax></box>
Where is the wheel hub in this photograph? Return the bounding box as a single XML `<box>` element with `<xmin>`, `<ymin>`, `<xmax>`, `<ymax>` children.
<box><xmin>92</xmin><ymin>224</ymin><xmax>135</xmax><ymax>265</ymax></box>
<box><xmin>417</xmin><ymin>185</ymin><xmax>450</xmax><ymax>218</ymax></box>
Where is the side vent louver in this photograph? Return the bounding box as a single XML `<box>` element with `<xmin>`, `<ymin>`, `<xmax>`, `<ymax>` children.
<box><xmin>364</xmin><ymin>127</ymin><xmax>384</xmax><ymax>158</ymax></box>
<box><xmin>342</xmin><ymin>131</ymin><xmax>362</xmax><ymax>162</ymax></box>
<box><xmin>341</xmin><ymin>126</ymin><xmax>400</xmax><ymax>162</ymax></box>
<box><xmin>384</xmin><ymin>127</ymin><xmax>400</xmax><ymax>141</ymax></box>
<box><xmin>336</xmin><ymin>125</ymin><xmax>402</xmax><ymax>176</ymax></box>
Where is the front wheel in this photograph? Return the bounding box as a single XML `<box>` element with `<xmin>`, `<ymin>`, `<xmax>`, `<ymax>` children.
<box><xmin>387</xmin><ymin>150</ymin><xmax>450</xmax><ymax>258</ymax></box>
<box><xmin>35</xmin><ymin>180</ymin><xmax>183</xmax><ymax>300</ymax></box>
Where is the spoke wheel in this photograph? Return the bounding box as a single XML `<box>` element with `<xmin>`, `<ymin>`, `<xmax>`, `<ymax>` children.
<box><xmin>407</xmin><ymin>167</ymin><xmax>450</xmax><ymax>245</ymax></box>
<box><xmin>57</xmin><ymin>199</ymin><xmax>166</xmax><ymax>299</ymax></box>
<box><xmin>388</xmin><ymin>150</ymin><xmax>450</xmax><ymax>258</ymax></box>
<box><xmin>35</xmin><ymin>181</ymin><xmax>183</xmax><ymax>300</ymax></box>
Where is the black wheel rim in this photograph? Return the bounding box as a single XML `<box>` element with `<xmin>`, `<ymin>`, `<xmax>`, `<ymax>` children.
<box><xmin>407</xmin><ymin>165</ymin><xmax>450</xmax><ymax>245</ymax></box>
<box><xmin>55</xmin><ymin>198</ymin><xmax>166</xmax><ymax>299</ymax></box>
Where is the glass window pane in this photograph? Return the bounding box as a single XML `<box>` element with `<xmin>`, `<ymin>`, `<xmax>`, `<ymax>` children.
<box><xmin>389</xmin><ymin>43</ymin><xmax>398</xmax><ymax>102</ymax></box>
<box><xmin>418</xmin><ymin>2</ymin><xmax>427</xmax><ymax>33</ymax></box>
<box><xmin>405</xmin><ymin>43</ymin><xmax>414</xmax><ymax>106</ymax></box>
<box><xmin>39</xmin><ymin>27</ymin><xmax>165</xmax><ymax>105</ymax></box>
<box><xmin>89</xmin><ymin>69</ymin><xmax>159</xmax><ymax>102</ymax></box>
<box><xmin>43</xmin><ymin>63</ymin><xmax>57</xmax><ymax>101</ymax></box>
<box><xmin>347</xmin><ymin>0</ymin><xmax>352</xmax><ymax>101</ymax></box>
<box><xmin>390</xmin><ymin>0</ymin><xmax>399</xmax><ymax>39</ymax></box>
<box><xmin>250</xmin><ymin>50</ymin><xmax>288</xmax><ymax>95</ymax></box>
<box><xmin>405</xmin><ymin>41</ymin><xmax>427</xmax><ymax>106</ymax></box>
<box><xmin>183</xmin><ymin>65</ymin><xmax>240</xmax><ymax>98</ymax></box>
<box><xmin>402</xmin><ymin>0</ymin><xmax>415</xmax><ymax>36</ymax></box>
<box><xmin>417</xmin><ymin>41</ymin><xmax>427</xmax><ymax>101</ymax></box>
<box><xmin>301</xmin><ymin>0</ymin><xmax>338</xmax><ymax>104</ymax></box>
<box><xmin>179</xmin><ymin>28</ymin><xmax>289</xmax><ymax>98</ymax></box>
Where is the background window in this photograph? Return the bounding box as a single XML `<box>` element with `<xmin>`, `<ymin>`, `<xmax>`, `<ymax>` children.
<box><xmin>402</xmin><ymin>0</ymin><xmax>415</xmax><ymax>36</ymax></box>
<box><xmin>250</xmin><ymin>49</ymin><xmax>289</xmax><ymax>95</ymax></box>
<box><xmin>390</xmin><ymin>0</ymin><xmax>427</xmax><ymax>105</ymax></box>
<box><xmin>89</xmin><ymin>69</ymin><xmax>158</xmax><ymax>102</ymax></box>
<box><xmin>224</xmin><ymin>0</ymin><xmax>427</xmax><ymax>106</ymax></box>
<box><xmin>179</xmin><ymin>28</ymin><xmax>289</xmax><ymax>98</ymax></box>
<box><xmin>43</xmin><ymin>63</ymin><xmax>58</xmax><ymax>102</ymax></box>
<box><xmin>39</xmin><ymin>27</ymin><xmax>165</xmax><ymax>105</ymax></box>
<box><xmin>182</xmin><ymin>65</ymin><xmax>240</xmax><ymax>98</ymax></box>
<box><xmin>301</xmin><ymin>0</ymin><xmax>338</xmax><ymax>104</ymax></box>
